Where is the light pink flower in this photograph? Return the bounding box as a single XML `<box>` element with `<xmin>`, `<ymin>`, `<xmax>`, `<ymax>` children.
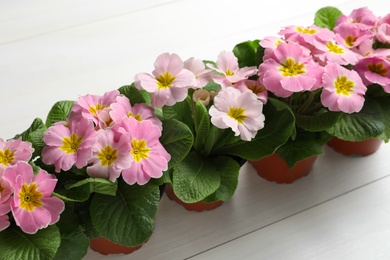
<box><xmin>260</xmin><ymin>36</ymin><xmax>287</xmax><ymax>60</ymax></box>
<box><xmin>376</xmin><ymin>23</ymin><xmax>390</xmax><ymax>44</ymax></box>
<box><xmin>279</xmin><ymin>25</ymin><xmax>334</xmax><ymax>46</ymax></box>
<box><xmin>3</xmin><ymin>162</ymin><xmax>65</xmax><ymax>234</ymax></box>
<box><xmin>193</xmin><ymin>89</ymin><xmax>211</xmax><ymax>106</ymax></box>
<box><xmin>334</xmin><ymin>23</ymin><xmax>374</xmax><ymax>49</ymax></box>
<box><xmin>259</xmin><ymin>42</ymin><xmax>323</xmax><ymax>97</ymax></box>
<box><xmin>0</xmin><ymin>138</ymin><xmax>34</xmax><ymax>168</ymax></box>
<box><xmin>335</xmin><ymin>7</ymin><xmax>377</xmax><ymax>29</ymax></box>
<box><xmin>42</xmin><ymin>117</ymin><xmax>98</xmax><ymax>172</ymax></box>
<box><xmin>87</xmin><ymin>129</ymin><xmax>133</xmax><ymax>182</ymax></box>
<box><xmin>0</xmin><ymin>168</ymin><xmax>11</xmax><ymax>231</ymax></box>
<box><xmin>71</xmin><ymin>90</ymin><xmax>120</xmax><ymax>126</ymax></box>
<box><xmin>184</xmin><ymin>57</ymin><xmax>212</xmax><ymax>89</ymax></box>
<box><xmin>110</xmin><ymin>95</ymin><xmax>162</xmax><ymax>131</ymax></box>
<box><xmin>207</xmin><ymin>51</ymin><xmax>257</xmax><ymax>88</ymax></box>
<box><xmin>354</xmin><ymin>56</ymin><xmax>390</xmax><ymax>92</ymax></box>
<box><xmin>0</xmin><ymin>213</ymin><xmax>10</xmax><ymax>231</ymax></box>
<box><xmin>234</xmin><ymin>80</ymin><xmax>268</xmax><ymax>104</ymax></box>
<box><xmin>118</xmin><ymin>117</ymin><xmax>170</xmax><ymax>185</ymax></box>
<box><xmin>209</xmin><ymin>87</ymin><xmax>265</xmax><ymax>141</ymax></box>
<box><xmin>321</xmin><ymin>63</ymin><xmax>366</xmax><ymax>113</ymax></box>
<box><xmin>135</xmin><ymin>53</ymin><xmax>196</xmax><ymax>108</ymax></box>
<box><xmin>352</xmin><ymin>38</ymin><xmax>390</xmax><ymax>58</ymax></box>
<box><xmin>312</xmin><ymin>38</ymin><xmax>359</xmax><ymax>65</ymax></box>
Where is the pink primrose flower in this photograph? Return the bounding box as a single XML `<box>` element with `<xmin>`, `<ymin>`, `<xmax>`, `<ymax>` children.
<box><xmin>71</xmin><ymin>90</ymin><xmax>120</xmax><ymax>126</ymax></box>
<box><xmin>312</xmin><ymin>38</ymin><xmax>359</xmax><ymax>66</ymax></box>
<box><xmin>354</xmin><ymin>56</ymin><xmax>390</xmax><ymax>92</ymax></box>
<box><xmin>234</xmin><ymin>79</ymin><xmax>268</xmax><ymax>104</ymax></box>
<box><xmin>334</xmin><ymin>23</ymin><xmax>374</xmax><ymax>49</ymax></box>
<box><xmin>335</xmin><ymin>7</ymin><xmax>377</xmax><ymax>29</ymax></box>
<box><xmin>135</xmin><ymin>53</ymin><xmax>196</xmax><ymax>108</ymax></box>
<box><xmin>42</xmin><ymin>117</ymin><xmax>98</xmax><ymax>172</ymax></box>
<box><xmin>0</xmin><ymin>138</ymin><xmax>34</xmax><ymax>168</ymax></box>
<box><xmin>279</xmin><ymin>25</ymin><xmax>334</xmax><ymax>46</ymax></box>
<box><xmin>0</xmin><ymin>213</ymin><xmax>10</xmax><ymax>232</ymax></box>
<box><xmin>118</xmin><ymin>117</ymin><xmax>170</xmax><ymax>185</ymax></box>
<box><xmin>3</xmin><ymin>162</ymin><xmax>64</xmax><ymax>234</ymax></box>
<box><xmin>0</xmin><ymin>168</ymin><xmax>11</xmax><ymax>231</ymax></box>
<box><xmin>183</xmin><ymin>57</ymin><xmax>213</xmax><ymax>89</ymax></box>
<box><xmin>258</xmin><ymin>42</ymin><xmax>323</xmax><ymax>97</ymax></box>
<box><xmin>209</xmin><ymin>87</ymin><xmax>265</xmax><ymax>141</ymax></box>
<box><xmin>207</xmin><ymin>51</ymin><xmax>257</xmax><ymax>88</ymax></box>
<box><xmin>110</xmin><ymin>95</ymin><xmax>162</xmax><ymax>131</ymax></box>
<box><xmin>352</xmin><ymin>38</ymin><xmax>390</xmax><ymax>58</ymax></box>
<box><xmin>321</xmin><ymin>63</ymin><xmax>366</xmax><ymax>113</ymax></box>
<box><xmin>260</xmin><ymin>36</ymin><xmax>287</xmax><ymax>60</ymax></box>
<box><xmin>376</xmin><ymin>23</ymin><xmax>390</xmax><ymax>44</ymax></box>
<box><xmin>87</xmin><ymin>128</ymin><xmax>133</xmax><ymax>182</ymax></box>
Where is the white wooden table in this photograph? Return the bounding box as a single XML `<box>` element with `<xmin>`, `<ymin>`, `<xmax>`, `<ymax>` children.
<box><xmin>1</xmin><ymin>0</ymin><xmax>390</xmax><ymax>259</ymax></box>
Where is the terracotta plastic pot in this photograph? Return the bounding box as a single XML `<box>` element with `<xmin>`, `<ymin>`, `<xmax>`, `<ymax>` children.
<box><xmin>249</xmin><ymin>153</ymin><xmax>317</xmax><ymax>184</ymax></box>
<box><xmin>327</xmin><ymin>137</ymin><xmax>382</xmax><ymax>156</ymax></box>
<box><xmin>89</xmin><ymin>237</ymin><xmax>143</xmax><ymax>255</ymax></box>
<box><xmin>165</xmin><ymin>184</ymin><xmax>223</xmax><ymax>212</ymax></box>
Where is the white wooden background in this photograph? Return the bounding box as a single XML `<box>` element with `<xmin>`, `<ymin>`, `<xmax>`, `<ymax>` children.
<box><xmin>1</xmin><ymin>0</ymin><xmax>390</xmax><ymax>259</ymax></box>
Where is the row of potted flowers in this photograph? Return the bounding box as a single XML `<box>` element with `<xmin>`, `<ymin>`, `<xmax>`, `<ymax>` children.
<box><xmin>1</xmin><ymin>5</ymin><xmax>390</xmax><ymax>259</ymax></box>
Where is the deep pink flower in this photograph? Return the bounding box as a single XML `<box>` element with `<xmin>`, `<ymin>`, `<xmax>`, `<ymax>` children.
<box><xmin>209</xmin><ymin>87</ymin><xmax>265</xmax><ymax>141</ymax></box>
<box><xmin>118</xmin><ymin>117</ymin><xmax>170</xmax><ymax>185</ymax></box>
<box><xmin>207</xmin><ymin>51</ymin><xmax>257</xmax><ymax>88</ymax></box>
<box><xmin>321</xmin><ymin>63</ymin><xmax>366</xmax><ymax>113</ymax></box>
<box><xmin>42</xmin><ymin>117</ymin><xmax>98</xmax><ymax>172</ymax></box>
<box><xmin>135</xmin><ymin>53</ymin><xmax>196</xmax><ymax>108</ymax></box>
<box><xmin>0</xmin><ymin>168</ymin><xmax>12</xmax><ymax>231</ymax></box>
<box><xmin>3</xmin><ymin>162</ymin><xmax>65</xmax><ymax>234</ymax></box>
<box><xmin>259</xmin><ymin>42</ymin><xmax>323</xmax><ymax>97</ymax></box>
<box><xmin>184</xmin><ymin>57</ymin><xmax>213</xmax><ymax>89</ymax></box>
<box><xmin>0</xmin><ymin>138</ymin><xmax>34</xmax><ymax>168</ymax></box>
<box><xmin>71</xmin><ymin>90</ymin><xmax>120</xmax><ymax>126</ymax></box>
<box><xmin>354</xmin><ymin>56</ymin><xmax>390</xmax><ymax>92</ymax></box>
<box><xmin>110</xmin><ymin>95</ymin><xmax>162</xmax><ymax>130</ymax></box>
<box><xmin>87</xmin><ymin>129</ymin><xmax>133</xmax><ymax>182</ymax></box>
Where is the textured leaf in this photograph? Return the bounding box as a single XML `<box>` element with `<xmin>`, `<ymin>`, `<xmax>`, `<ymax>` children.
<box><xmin>314</xmin><ymin>6</ymin><xmax>342</xmax><ymax>30</ymax></box>
<box><xmin>327</xmin><ymin>99</ymin><xmax>385</xmax><ymax>141</ymax></box>
<box><xmin>118</xmin><ymin>84</ymin><xmax>148</xmax><ymax>105</ymax></box>
<box><xmin>233</xmin><ymin>40</ymin><xmax>260</xmax><ymax>68</ymax></box>
<box><xmin>193</xmin><ymin>102</ymin><xmax>210</xmax><ymax>152</ymax></box>
<box><xmin>296</xmin><ymin>110</ymin><xmax>340</xmax><ymax>132</ymax></box>
<box><xmin>160</xmin><ymin>119</ymin><xmax>193</xmax><ymax>168</ymax></box>
<box><xmin>66</xmin><ymin>177</ymin><xmax>118</xmax><ymax>196</ymax></box>
<box><xmin>0</xmin><ymin>225</ymin><xmax>61</xmax><ymax>260</ymax></box>
<box><xmin>14</xmin><ymin>118</ymin><xmax>47</xmax><ymax>158</ymax></box>
<box><xmin>377</xmin><ymin>97</ymin><xmax>390</xmax><ymax>142</ymax></box>
<box><xmin>172</xmin><ymin>152</ymin><xmax>221</xmax><ymax>203</ymax></box>
<box><xmin>45</xmin><ymin>101</ymin><xmax>74</xmax><ymax>127</ymax></box>
<box><xmin>90</xmin><ymin>181</ymin><xmax>160</xmax><ymax>246</ymax></box>
<box><xmin>162</xmin><ymin>97</ymin><xmax>194</xmax><ymax>130</ymax></box>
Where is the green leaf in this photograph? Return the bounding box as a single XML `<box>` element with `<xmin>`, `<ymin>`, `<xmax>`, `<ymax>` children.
<box><xmin>218</xmin><ymin>98</ymin><xmax>295</xmax><ymax>160</ymax></box>
<box><xmin>160</xmin><ymin>119</ymin><xmax>194</xmax><ymax>168</ymax></box>
<box><xmin>0</xmin><ymin>225</ymin><xmax>61</xmax><ymax>260</ymax></box>
<box><xmin>327</xmin><ymin>99</ymin><xmax>385</xmax><ymax>141</ymax></box>
<box><xmin>376</xmin><ymin>97</ymin><xmax>390</xmax><ymax>142</ymax></box>
<box><xmin>162</xmin><ymin>97</ymin><xmax>194</xmax><ymax>130</ymax></box>
<box><xmin>233</xmin><ymin>40</ymin><xmax>260</xmax><ymax>68</ymax></box>
<box><xmin>14</xmin><ymin>118</ymin><xmax>47</xmax><ymax>159</ymax></box>
<box><xmin>193</xmin><ymin>102</ymin><xmax>210</xmax><ymax>152</ymax></box>
<box><xmin>202</xmin><ymin>156</ymin><xmax>240</xmax><ymax>203</ymax></box>
<box><xmin>53</xmin><ymin>205</ymin><xmax>89</xmax><ymax>260</ymax></box>
<box><xmin>296</xmin><ymin>110</ymin><xmax>341</xmax><ymax>132</ymax></box>
<box><xmin>66</xmin><ymin>177</ymin><xmax>118</xmax><ymax>196</ymax></box>
<box><xmin>314</xmin><ymin>6</ymin><xmax>343</xmax><ymax>30</ymax></box>
<box><xmin>118</xmin><ymin>84</ymin><xmax>148</xmax><ymax>105</ymax></box>
<box><xmin>171</xmin><ymin>152</ymin><xmax>221</xmax><ymax>203</ymax></box>
<box><xmin>277</xmin><ymin>130</ymin><xmax>331</xmax><ymax>168</ymax></box>
<box><xmin>45</xmin><ymin>101</ymin><xmax>74</xmax><ymax>127</ymax></box>
<box><xmin>90</xmin><ymin>181</ymin><xmax>160</xmax><ymax>246</ymax></box>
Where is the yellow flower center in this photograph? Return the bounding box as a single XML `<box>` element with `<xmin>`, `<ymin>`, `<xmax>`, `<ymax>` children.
<box><xmin>327</xmin><ymin>41</ymin><xmax>344</xmax><ymax>54</ymax></box>
<box><xmin>225</xmin><ymin>69</ymin><xmax>235</xmax><ymax>76</ymax></box>
<box><xmin>0</xmin><ymin>148</ymin><xmax>15</xmax><ymax>166</ymax></box>
<box><xmin>335</xmin><ymin>75</ymin><xmax>354</xmax><ymax>96</ymax></box>
<box><xmin>97</xmin><ymin>145</ymin><xmax>118</xmax><ymax>166</ymax></box>
<box><xmin>345</xmin><ymin>35</ymin><xmax>357</xmax><ymax>47</ymax></box>
<box><xmin>296</xmin><ymin>27</ymin><xmax>317</xmax><ymax>34</ymax></box>
<box><xmin>60</xmin><ymin>133</ymin><xmax>83</xmax><ymax>154</ymax></box>
<box><xmin>89</xmin><ymin>103</ymin><xmax>108</xmax><ymax>117</ymax></box>
<box><xmin>279</xmin><ymin>58</ymin><xmax>306</xmax><ymax>77</ymax></box>
<box><xmin>227</xmin><ymin>107</ymin><xmax>246</xmax><ymax>124</ymax></box>
<box><xmin>127</xmin><ymin>112</ymin><xmax>142</xmax><ymax>121</ymax></box>
<box><xmin>368</xmin><ymin>63</ymin><xmax>388</xmax><ymax>76</ymax></box>
<box><xmin>157</xmin><ymin>72</ymin><xmax>176</xmax><ymax>90</ymax></box>
<box><xmin>131</xmin><ymin>139</ymin><xmax>150</xmax><ymax>162</ymax></box>
<box><xmin>19</xmin><ymin>183</ymin><xmax>43</xmax><ymax>212</ymax></box>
